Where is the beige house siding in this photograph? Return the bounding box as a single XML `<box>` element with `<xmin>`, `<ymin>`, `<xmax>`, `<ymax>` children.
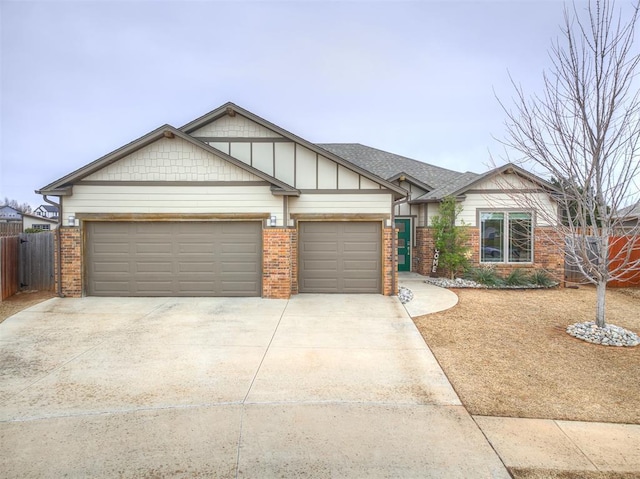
<box><xmin>459</xmin><ymin>192</ymin><xmax>557</xmax><ymax>227</ymax></box>
<box><xmin>82</xmin><ymin>137</ymin><xmax>261</xmax><ymax>182</ymax></box>
<box><xmin>64</xmin><ymin>184</ymin><xmax>284</xmax><ymax>223</ymax></box>
<box><xmin>289</xmin><ymin>193</ymin><xmax>392</xmax><ymax>217</ymax></box>
<box><xmin>190</xmin><ymin>115</ymin><xmax>282</xmax><ymax>138</ymax></box>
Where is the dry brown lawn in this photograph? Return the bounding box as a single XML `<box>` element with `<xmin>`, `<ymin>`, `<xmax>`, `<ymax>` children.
<box><xmin>0</xmin><ymin>290</ymin><xmax>55</xmax><ymax>324</ymax></box>
<box><xmin>413</xmin><ymin>286</ymin><xmax>640</xmax><ymax>425</ymax></box>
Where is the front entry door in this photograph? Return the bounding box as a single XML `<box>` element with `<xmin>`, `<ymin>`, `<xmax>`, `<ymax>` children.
<box><xmin>396</xmin><ymin>218</ymin><xmax>411</xmax><ymax>272</ymax></box>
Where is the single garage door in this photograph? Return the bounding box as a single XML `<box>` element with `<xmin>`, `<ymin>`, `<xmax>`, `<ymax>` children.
<box><xmin>299</xmin><ymin>221</ymin><xmax>381</xmax><ymax>293</ymax></box>
<box><xmin>86</xmin><ymin>221</ymin><xmax>262</xmax><ymax>297</ymax></box>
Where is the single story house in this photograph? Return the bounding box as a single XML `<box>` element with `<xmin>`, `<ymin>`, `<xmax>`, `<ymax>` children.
<box><xmin>37</xmin><ymin>102</ymin><xmax>563</xmax><ymax>298</ymax></box>
<box><xmin>22</xmin><ymin>213</ymin><xmax>59</xmax><ymax>231</ymax></box>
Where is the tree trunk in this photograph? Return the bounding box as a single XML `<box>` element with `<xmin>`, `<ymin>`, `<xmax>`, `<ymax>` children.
<box><xmin>595</xmin><ymin>280</ymin><xmax>607</xmax><ymax>328</ymax></box>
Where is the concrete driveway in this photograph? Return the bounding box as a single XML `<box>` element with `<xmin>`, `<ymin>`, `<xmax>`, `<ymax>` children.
<box><xmin>1</xmin><ymin>295</ymin><xmax>509</xmax><ymax>478</ymax></box>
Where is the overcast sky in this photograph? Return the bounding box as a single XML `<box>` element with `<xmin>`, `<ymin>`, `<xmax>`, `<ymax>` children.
<box><xmin>1</xmin><ymin>0</ymin><xmax>597</xmax><ymax>207</ymax></box>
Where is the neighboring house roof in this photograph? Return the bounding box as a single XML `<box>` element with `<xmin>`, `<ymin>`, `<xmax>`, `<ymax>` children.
<box><xmin>36</xmin><ymin>204</ymin><xmax>59</xmax><ymax>213</ymax></box>
<box><xmin>36</xmin><ymin>124</ymin><xmax>301</xmax><ymax>197</ymax></box>
<box><xmin>317</xmin><ymin>143</ymin><xmax>465</xmax><ymax>191</ymax></box>
<box><xmin>22</xmin><ymin>213</ymin><xmax>58</xmax><ymax>224</ymax></box>
<box><xmin>182</xmin><ymin>103</ymin><xmax>406</xmax><ymax>198</ymax></box>
<box><xmin>614</xmin><ymin>202</ymin><xmax>640</xmax><ymax>219</ymax></box>
<box><xmin>0</xmin><ymin>205</ymin><xmax>23</xmax><ymax>221</ymax></box>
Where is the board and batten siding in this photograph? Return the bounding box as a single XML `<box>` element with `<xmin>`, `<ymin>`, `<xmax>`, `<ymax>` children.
<box><xmin>206</xmin><ymin>140</ymin><xmax>384</xmax><ymax>192</ymax></box>
<box><xmin>192</xmin><ymin>115</ymin><xmax>386</xmax><ymax>193</ymax></box>
<box><xmin>64</xmin><ymin>184</ymin><xmax>284</xmax><ymax>222</ymax></box>
<box><xmin>289</xmin><ymin>193</ymin><xmax>393</xmax><ymax>216</ymax></box>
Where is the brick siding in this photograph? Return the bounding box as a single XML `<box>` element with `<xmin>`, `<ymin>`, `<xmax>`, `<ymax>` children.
<box><xmin>414</xmin><ymin>226</ymin><xmax>565</xmax><ymax>282</ymax></box>
<box><xmin>383</xmin><ymin>227</ymin><xmax>398</xmax><ymax>296</ymax></box>
<box><xmin>262</xmin><ymin>227</ymin><xmax>296</xmax><ymax>299</ymax></box>
<box><xmin>56</xmin><ymin>227</ymin><xmax>82</xmax><ymax>297</ymax></box>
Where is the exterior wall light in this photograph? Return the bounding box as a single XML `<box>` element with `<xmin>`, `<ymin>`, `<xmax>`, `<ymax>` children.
<box><xmin>68</xmin><ymin>215</ymin><xmax>76</xmax><ymax>227</ymax></box>
<box><xmin>269</xmin><ymin>215</ymin><xmax>277</xmax><ymax>227</ymax></box>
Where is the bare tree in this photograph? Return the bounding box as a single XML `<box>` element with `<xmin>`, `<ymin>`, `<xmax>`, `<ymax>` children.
<box><xmin>498</xmin><ymin>0</ymin><xmax>640</xmax><ymax>329</ymax></box>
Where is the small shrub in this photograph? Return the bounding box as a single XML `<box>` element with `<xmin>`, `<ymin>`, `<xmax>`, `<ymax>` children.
<box><xmin>466</xmin><ymin>266</ymin><xmax>504</xmax><ymax>287</ymax></box>
<box><xmin>504</xmin><ymin>269</ymin><xmax>529</xmax><ymax>286</ymax></box>
<box><xmin>529</xmin><ymin>269</ymin><xmax>556</xmax><ymax>287</ymax></box>
<box><xmin>23</xmin><ymin>228</ymin><xmax>44</xmax><ymax>234</ymax></box>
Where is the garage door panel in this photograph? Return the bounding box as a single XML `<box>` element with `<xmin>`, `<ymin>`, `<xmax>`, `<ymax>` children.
<box><xmin>299</xmin><ymin>222</ymin><xmax>381</xmax><ymax>293</ymax></box>
<box><xmin>86</xmin><ymin>222</ymin><xmax>261</xmax><ymax>296</ymax></box>
<box><xmin>221</xmin><ymin>262</ymin><xmax>258</xmax><ymax>273</ymax></box>
<box><xmin>343</xmin><ymin>260</ymin><xmax>379</xmax><ymax>271</ymax></box>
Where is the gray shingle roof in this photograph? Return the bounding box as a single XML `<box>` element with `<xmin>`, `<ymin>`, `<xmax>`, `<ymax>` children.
<box><xmin>317</xmin><ymin>143</ymin><xmax>471</xmax><ymax>192</ymax></box>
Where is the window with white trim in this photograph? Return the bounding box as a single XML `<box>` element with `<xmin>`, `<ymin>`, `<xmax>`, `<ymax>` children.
<box><xmin>480</xmin><ymin>212</ymin><xmax>532</xmax><ymax>263</ymax></box>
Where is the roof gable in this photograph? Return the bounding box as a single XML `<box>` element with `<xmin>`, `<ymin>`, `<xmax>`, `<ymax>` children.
<box><xmin>37</xmin><ymin>125</ymin><xmax>299</xmax><ymax>196</ymax></box>
<box><xmin>82</xmin><ymin>136</ymin><xmax>262</xmax><ymax>183</ymax></box>
<box><xmin>413</xmin><ymin>163</ymin><xmax>558</xmax><ymax>202</ymax></box>
<box><xmin>182</xmin><ymin>103</ymin><xmax>406</xmax><ymax>198</ymax></box>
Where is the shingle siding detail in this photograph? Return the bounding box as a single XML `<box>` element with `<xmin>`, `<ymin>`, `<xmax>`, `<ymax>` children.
<box><xmin>83</xmin><ymin>137</ymin><xmax>261</xmax><ymax>182</ymax></box>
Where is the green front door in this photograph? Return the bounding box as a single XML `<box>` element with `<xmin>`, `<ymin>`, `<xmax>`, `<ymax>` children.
<box><xmin>396</xmin><ymin>218</ymin><xmax>411</xmax><ymax>272</ymax></box>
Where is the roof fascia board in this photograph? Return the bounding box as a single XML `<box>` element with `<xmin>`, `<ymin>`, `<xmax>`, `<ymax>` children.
<box><xmin>181</xmin><ymin>102</ymin><xmax>407</xmax><ymax>198</ymax></box>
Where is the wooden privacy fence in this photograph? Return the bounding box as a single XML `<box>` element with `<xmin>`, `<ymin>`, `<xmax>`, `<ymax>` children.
<box><xmin>1</xmin><ymin>236</ymin><xmax>19</xmax><ymax>300</ymax></box>
<box><xmin>0</xmin><ymin>232</ymin><xmax>55</xmax><ymax>300</ymax></box>
<box><xmin>564</xmin><ymin>235</ymin><xmax>640</xmax><ymax>287</ymax></box>
<box><xmin>0</xmin><ymin>223</ymin><xmax>22</xmax><ymax>237</ymax></box>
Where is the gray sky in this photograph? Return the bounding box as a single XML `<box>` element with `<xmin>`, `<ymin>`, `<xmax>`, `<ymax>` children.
<box><xmin>2</xmin><ymin>0</ymin><xmax>578</xmax><ymax>207</ymax></box>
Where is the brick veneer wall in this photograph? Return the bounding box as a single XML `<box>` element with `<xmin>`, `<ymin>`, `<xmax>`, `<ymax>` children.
<box><xmin>383</xmin><ymin>226</ymin><xmax>397</xmax><ymax>296</ymax></box>
<box><xmin>414</xmin><ymin>226</ymin><xmax>565</xmax><ymax>281</ymax></box>
<box><xmin>57</xmin><ymin>226</ymin><xmax>82</xmax><ymax>297</ymax></box>
<box><xmin>262</xmin><ymin>227</ymin><xmax>295</xmax><ymax>299</ymax></box>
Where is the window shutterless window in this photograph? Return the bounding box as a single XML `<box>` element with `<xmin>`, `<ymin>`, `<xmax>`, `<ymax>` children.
<box><xmin>480</xmin><ymin>211</ymin><xmax>532</xmax><ymax>263</ymax></box>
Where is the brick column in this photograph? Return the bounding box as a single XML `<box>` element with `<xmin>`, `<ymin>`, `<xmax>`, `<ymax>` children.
<box><xmin>414</xmin><ymin>227</ymin><xmax>434</xmax><ymax>276</ymax></box>
<box><xmin>383</xmin><ymin>226</ymin><xmax>398</xmax><ymax>296</ymax></box>
<box><xmin>262</xmin><ymin>228</ymin><xmax>295</xmax><ymax>299</ymax></box>
<box><xmin>57</xmin><ymin>226</ymin><xmax>82</xmax><ymax>297</ymax></box>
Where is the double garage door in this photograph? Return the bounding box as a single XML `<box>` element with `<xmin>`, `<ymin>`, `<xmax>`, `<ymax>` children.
<box><xmin>86</xmin><ymin>222</ymin><xmax>262</xmax><ymax>297</ymax></box>
<box><xmin>85</xmin><ymin>221</ymin><xmax>382</xmax><ymax>296</ymax></box>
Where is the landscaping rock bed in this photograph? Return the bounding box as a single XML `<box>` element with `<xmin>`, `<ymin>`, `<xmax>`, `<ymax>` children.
<box><xmin>567</xmin><ymin>322</ymin><xmax>640</xmax><ymax>347</ymax></box>
<box><xmin>423</xmin><ymin>277</ymin><xmax>557</xmax><ymax>289</ymax></box>
<box><xmin>398</xmin><ymin>286</ymin><xmax>414</xmax><ymax>304</ymax></box>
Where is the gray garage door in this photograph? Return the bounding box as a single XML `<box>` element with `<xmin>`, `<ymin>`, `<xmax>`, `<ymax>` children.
<box><xmin>86</xmin><ymin>222</ymin><xmax>262</xmax><ymax>297</ymax></box>
<box><xmin>298</xmin><ymin>221</ymin><xmax>381</xmax><ymax>293</ymax></box>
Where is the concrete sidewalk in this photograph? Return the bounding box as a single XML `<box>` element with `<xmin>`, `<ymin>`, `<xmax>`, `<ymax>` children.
<box><xmin>400</xmin><ymin>271</ymin><xmax>640</xmax><ymax>476</ymax></box>
<box><xmin>475</xmin><ymin>416</ymin><xmax>640</xmax><ymax>474</ymax></box>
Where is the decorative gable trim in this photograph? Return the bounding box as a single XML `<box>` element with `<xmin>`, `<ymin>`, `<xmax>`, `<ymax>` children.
<box><xmin>37</xmin><ymin>124</ymin><xmax>299</xmax><ymax>196</ymax></box>
<box><xmin>181</xmin><ymin>102</ymin><xmax>407</xmax><ymax>199</ymax></box>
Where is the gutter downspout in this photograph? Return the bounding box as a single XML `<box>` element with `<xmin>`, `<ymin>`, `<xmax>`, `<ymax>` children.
<box><xmin>391</xmin><ymin>196</ymin><xmax>409</xmax><ymax>296</ymax></box>
<box><xmin>43</xmin><ymin>195</ymin><xmax>63</xmax><ymax>297</ymax></box>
